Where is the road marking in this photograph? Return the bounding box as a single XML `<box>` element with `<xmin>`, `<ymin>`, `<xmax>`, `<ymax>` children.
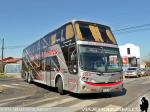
<box><xmin>0</xmin><ymin>95</ymin><xmax>31</xmax><ymax>104</ymax></box>
<box><xmin>1</xmin><ymin>84</ymin><xmax>23</xmax><ymax>89</ymax></box>
<box><xmin>39</xmin><ymin>97</ymin><xmax>76</xmax><ymax>107</ymax></box>
<box><xmin>141</xmin><ymin>76</ymin><xmax>149</xmax><ymax>79</ymax></box>
<box><xmin>11</xmin><ymin>83</ymin><xmax>22</xmax><ymax>86</ymax></box>
<box><xmin>123</xmin><ymin>78</ymin><xmax>136</xmax><ymax>84</ymax></box>
<box><xmin>25</xmin><ymin>96</ymin><xmax>59</xmax><ymax>107</ymax></box>
<box><xmin>141</xmin><ymin>80</ymin><xmax>150</xmax><ymax>84</ymax></box>
<box><xmin>11</xmin><ymin>83</ymin><xmax>30</xmax><ymax>87</ymax></box>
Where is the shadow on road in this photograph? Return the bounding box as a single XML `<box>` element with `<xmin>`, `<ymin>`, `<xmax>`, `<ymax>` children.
<box><xmin>68</xmin><ymin>88</ymin><xmax>127</xmax><ymax>100</ymax></box>
<box><xmin>33</xmin><ymin>81</ymin><xmax>127</xmax><ymax>99</ymax></box>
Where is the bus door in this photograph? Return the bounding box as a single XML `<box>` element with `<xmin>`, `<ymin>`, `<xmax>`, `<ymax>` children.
<box><xmin>50</xmin><ymin>56</ymin><xmax>60</xmax><ymax>87</ymax></box>
<box><xmin>45</xmin><ymin>46</ymin><xmax>59</xmax><ymax>87</ymax></box>
<box><xmin>40</xmin><ymin>54</ymin><xmax>47</xmax><ymax>83</ymax></box>
<box><xmin>45</xmin><ymin>57</ymin><xmax>51</xmax><ymax>86</ymax></box>
<box><xmin>41</xmin><ymin>47</ymin><xmax>51</xmax><ymax>85</ymax></box>
<box><xmin>68</xmin><ymin>45</ymin><xmax>78</xmax><ymax>92</ymax></box>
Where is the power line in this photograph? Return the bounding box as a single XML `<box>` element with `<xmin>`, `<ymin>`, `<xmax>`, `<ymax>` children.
<box><xmin>113</xmin><ymin>23</ymin><xmax>150</xmax><ymax>32</ymax></box>
<box><xmin>113</xmin><ymin>23</ymin><xmax>150</xmax><ymax>35</ymax></box>
<box><xmin>114</xmin><ymin>27</ymin><xmax>150</xmax><ymax>35</ymax></box>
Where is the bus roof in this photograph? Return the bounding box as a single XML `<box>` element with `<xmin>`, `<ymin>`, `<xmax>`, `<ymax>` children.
<box><xmin>24</xmin><ymin>20</ymin><xmax>111</xmax><ymax>50</ymax></box>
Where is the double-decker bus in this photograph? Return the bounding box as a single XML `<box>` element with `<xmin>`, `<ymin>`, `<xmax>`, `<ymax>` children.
<box><xmin>22</xmin><ymin>20</ymin><xmax>123</xmax><ymax>94</ymax></box>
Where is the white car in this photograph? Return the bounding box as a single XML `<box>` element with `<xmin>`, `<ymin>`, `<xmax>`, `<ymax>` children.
<box><xmin>124</xmin><ymin>67</ymin><xmax>141</xmax><ymax>78</ymax></box>
<box><xmin>139</xmin><ymin>68</ymin><xmax>146</xmax><ymax>76</ymax></box>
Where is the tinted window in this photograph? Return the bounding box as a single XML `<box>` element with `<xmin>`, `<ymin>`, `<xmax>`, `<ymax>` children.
<box><xmin>56</xmin><ymin>30</ymin><xmax>61</xmax><ymax>44</ymax></box>
<box><xmin>98</xmin><ymin>27</ymin><xmax>113</xmax><ymax>44</ymax></box>
<box><xmin>61</xmin><ymin>27</ymin><xmax>66</xmax><ymax>42</ymax></box>
<box><xmin>80</xmin><ymin>25</ymin><xmax>94</xmax><ymax>41</ymax></box>
<box><xmin>75</xmin><ymin>22</ymin><xmax>117</xmax><ymax>44</ymax></box>
<box><xmin>68</xmin><ymin>46</ymin><xmax>78</xmax><ymax>74</ymax></box>
<box><xmin>45</xmin><ymin>57</ymin><xmax>51</xmax><ymax>71</ymax></box>
<box><xmin>127</xmin><ymin>48</ymin><xmax>130</xmax><ymax>54</ymax></box>
<box><xmin>51</xmin><ymin>56</ymin><xmax>60</xmax><ymax>71</ymax></box>
<box><xmin>66</xmin><ymin>24</ymin><xmax>74</xmax><ymax>39</ymax></box>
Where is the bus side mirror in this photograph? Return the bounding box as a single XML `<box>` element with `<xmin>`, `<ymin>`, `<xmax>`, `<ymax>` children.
<box><xmin>69</xmin><ymin>65</ymin><xmax>78</xmax><ymax>74</ymax></box>
<box><xmin>73</xmin><ymin>68</ymin><xmax>77</xmax><ymax>74</ymax></box>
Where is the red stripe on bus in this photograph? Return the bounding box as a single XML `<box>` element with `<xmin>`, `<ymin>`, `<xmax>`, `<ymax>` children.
<box><xmin>84</xmin><ymin>81</ymin><xmax>122</xmax><ymax>87</ymax></box>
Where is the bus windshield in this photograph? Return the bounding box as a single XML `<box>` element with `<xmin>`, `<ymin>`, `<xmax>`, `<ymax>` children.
<box><xmin>75</xmin><ymin>21</ymin><xmax>117</xmax><ymax>44</ymax></box>
<box><xmin>79</xmin><ymin>45</ymin><xmax>122</xmax><ymax>73</ymax></box>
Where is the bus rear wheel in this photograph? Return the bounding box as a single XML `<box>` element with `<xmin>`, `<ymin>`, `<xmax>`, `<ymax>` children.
<box><xmin>56</xmin><ymin>77</ymin><xmax>64</xmax><ymax>95</ymax></box>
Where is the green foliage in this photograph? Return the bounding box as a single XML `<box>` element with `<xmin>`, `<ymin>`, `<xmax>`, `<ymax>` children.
<box><xmin>0</xmin><ymin>73</ymin><xmax>14</xmax><ymax>78</ymax></box>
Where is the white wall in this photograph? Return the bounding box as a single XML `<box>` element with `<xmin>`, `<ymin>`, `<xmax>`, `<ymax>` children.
<box><xmin>119</xmin><ymin>43</ymin><xmax>140</xmax><ymax>58</ymax></box>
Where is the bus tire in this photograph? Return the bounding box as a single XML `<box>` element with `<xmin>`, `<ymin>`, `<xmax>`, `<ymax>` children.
<box><xmin>57</xmin><ymin>77</ymin><xmax>64</xmax><ymax>95</ymax></box>
<box><xmin>27</xmin><ymin>73</ymin><xmax>33</xmax><ymax>84</ymax></box>
<box><xmin>24</xmin><ymin>72</ymin><xmax>28</xmax><ymax>82</ymax></box>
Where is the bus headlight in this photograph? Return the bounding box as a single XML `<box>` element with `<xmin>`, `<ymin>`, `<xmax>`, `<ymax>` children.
<box><xmin>81</xmin><ymin>77</ymin><xmax>96</xmax><ymax>83</ymax></box>
<box><xmin>91</xmin><ymin>79</ymin><xmax>96</xmax><ymax>83</ymax></box>
<box><xmin>116</xmin><ymin>77</ymin><xmax>123</xmax><ymax>82</ymax></box>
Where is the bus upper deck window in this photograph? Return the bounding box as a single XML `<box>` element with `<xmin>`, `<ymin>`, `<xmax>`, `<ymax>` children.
<box><xmin>51</xmin><ymin>34</ymin><xmax>56</xmax><ymax>45</ymax></box>
<box><xmin>106</xmin><ymin>29</ymin><xmax>117</xmax><ymax>44</ymax></box>
<box><xmin>66</xmin><ymin>24</ymin><xmax>74</xmax><ymax>39</ymax></box>
<box><xmin>75</xmin><ymin>23</ymin><xmax>84</xmax><ymax>40</ymax></box>
<box><xmin>61</xmin><ymin>28</ymin><xmax>65</xmax><ymax>42</ymax></box>
<box><xmin>89</xmin><ymin>25</ymin><xmax>104</xmax><ymax>42</ymax></box>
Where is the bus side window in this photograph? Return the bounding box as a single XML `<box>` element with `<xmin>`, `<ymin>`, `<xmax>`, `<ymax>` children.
<box><xmin>106</xmin><ymin>29</ymin><xmax>117</xmax><ymax>44</ymax></box>
<box><xmin>41</xmin><ymin>59</ymin><xmax>45</xmax><ymax>71</ymax></box>
<box><xmin>51</xmin><ymin>56</ymin><xmax>60</xmax><ymax>71</ymax></box>
<box><xmin>56</xmin><ymin>29</ymin><xmax>61</xmax><ymax>44</ymax></box>
<box><xmin>66</xmin><ymin>24</ymin><xmax>74</xmax><ymax>40</ymax></box>
<box><xmin>51</xmin><ymin>33</ymin><xmax>56</xmax><ymax>45</ymax></box>
<box><xmin>45</xmin><ymin>57</ymin><xmax>51</xmax><ymax>71</ymax></box>
<box><xmin>61</xmin><ymin>26</ymin><xmax>66</xmax><ymax>42</ymax></box>
<box><xmin>68</xmin><ymin>46</ymin><xmax>78</xmax><ymax>74</ymax></box>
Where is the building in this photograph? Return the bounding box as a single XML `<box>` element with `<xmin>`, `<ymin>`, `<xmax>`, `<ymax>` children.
<box><xmin>0</xmin><ymin>57</ymin><xmax>22</xmax><ymax>64</ymax></box>
<box><xmin>140</xmin><ymin>61</ymin><xmax>150</xmax><ymax>68</ymax></box>
<box><xmin>119</xmin><ymin>43</ymin><xmax>140</xmax><ymax>70</ymax></box>
<box><xmin>0</xmin><ymin>57</ymin><xmax>22</xmax><ymax>74</ymax></box>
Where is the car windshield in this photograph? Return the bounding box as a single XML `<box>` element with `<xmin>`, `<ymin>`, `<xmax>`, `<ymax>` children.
<box><xmin>79</xmin><ymin>45</ymin><xmax>122</xmax><ymax>73</ymax></box>
<box><xmin>140</xmin><ymin>68</ymin><xmax>145</xmax><ymax>71</ymax></box>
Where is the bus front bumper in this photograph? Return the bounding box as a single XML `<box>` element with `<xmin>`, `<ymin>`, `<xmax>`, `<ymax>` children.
<box><xmin>78</xmin><ymin>81</ymin><xmax>123</xmax><ymax>93</ymax></box>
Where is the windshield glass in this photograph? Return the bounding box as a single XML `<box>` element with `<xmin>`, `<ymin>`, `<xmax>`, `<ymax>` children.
<box><xmin>79</xmin><ymin>45</ymin><xmax>122</xmax><ymax>73</ymax></box>
<box><xmin>75</xmin><ymin>21</ymin><xmax>117</xmax><ymax>44</ymax></box>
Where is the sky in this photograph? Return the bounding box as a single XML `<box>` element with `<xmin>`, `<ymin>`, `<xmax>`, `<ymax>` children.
<box><xmin>0</xmin><ymin>0</ymin><xmax>150</xmax><ymax>61</ymax></box>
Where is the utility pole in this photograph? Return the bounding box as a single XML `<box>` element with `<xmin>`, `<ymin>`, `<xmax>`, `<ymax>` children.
<box><xmin>1</xmin><ymin>38</ymin><xmax>4</xmax><ymax>73</ymax></box>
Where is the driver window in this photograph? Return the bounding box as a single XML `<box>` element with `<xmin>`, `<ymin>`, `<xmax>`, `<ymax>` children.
<box><xmin>68</xmin><ymin>46</ymin><xmax>78</xmax><ymax>74</ymax></box>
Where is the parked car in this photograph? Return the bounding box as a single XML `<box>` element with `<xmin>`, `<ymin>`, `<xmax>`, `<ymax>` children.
<box><xmin>146</xmin><ymin>69</ymin><xmax>150</xmax><ymax>76</ymax></box>
<box><xmin>139</xmin><ymin>68</ymin><xmax>147</xmax><ymax>76</ymax></box>
<box><xmin>124</xmin><ymin>67</ymin><xmax>141</xmax><ymax>78</ymax></box>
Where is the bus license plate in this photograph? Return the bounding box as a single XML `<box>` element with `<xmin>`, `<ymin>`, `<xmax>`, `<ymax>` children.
<box><xmin>103</xmin><ymin>89</ymin><xmax>110</xmax><ymax>92</ymax></box>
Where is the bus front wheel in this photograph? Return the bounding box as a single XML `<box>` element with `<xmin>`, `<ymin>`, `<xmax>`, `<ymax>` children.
<box><xmin>56</xmin><ymin>77</ymin><xmax>64</xmax><ymax>95</ymax></box>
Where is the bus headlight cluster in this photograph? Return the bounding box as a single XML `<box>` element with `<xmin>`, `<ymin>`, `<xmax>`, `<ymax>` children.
<box><xmin>81</xmin><ymin>77</ymin><xmax>96</xmax><ymax>83</ymax></box>
<box><xmin>115</xmin><ymin>77</ymin><xmax>123</xmax><ymax>82</ymax></box>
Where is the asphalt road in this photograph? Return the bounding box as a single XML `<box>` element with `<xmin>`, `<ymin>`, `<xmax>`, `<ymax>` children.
<box><xmin>0</xmin><ymin>76</ymin><xmax>150</xmax><ymax>112</ymax></box>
